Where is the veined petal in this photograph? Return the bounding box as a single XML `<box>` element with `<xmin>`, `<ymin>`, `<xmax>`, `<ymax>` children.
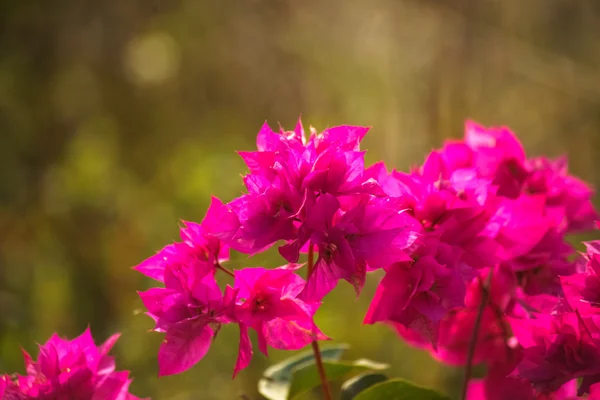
<box><xmin>158</xmin><ymin>320</ymin><xmax>214</xmax><ymax>377</ymax></box>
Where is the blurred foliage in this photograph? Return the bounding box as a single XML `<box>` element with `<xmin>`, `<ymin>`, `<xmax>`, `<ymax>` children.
<box><xmin>1</xmin><ymin>1</ymin><xmax>599</xmax><ymax>399</ymax></box>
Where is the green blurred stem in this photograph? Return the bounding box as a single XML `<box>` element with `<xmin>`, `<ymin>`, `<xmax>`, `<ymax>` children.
<box><xmin>216</xmin><ymin>262</ymin><xmax>235</xmax><ymax>278</ymax></box>
<box><xmin>307</xmin><ymin>243</ymin><xmax>332</xmax><ymax>400</ymax></box>
<box><xmin>461</xmin><ymin>271</ymin><xmax>493</xmax><ymax>400</ymax></box>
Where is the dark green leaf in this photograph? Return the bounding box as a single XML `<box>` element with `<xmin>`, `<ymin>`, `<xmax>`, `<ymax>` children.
<box><xmin>288</xmin><ymin>359</ymin><xmax>389</xmax><ymax>399</ymax></box>
<box><xmin>353</xmin><ymin>378</ymin><xmax>451</xmax><ymax>400</ymax></box>
<box><xmin>340</xmin><ymin>373</ymin><xmax>388</xmax><ymax>400</ymax></box>
<box><xmin>257</xmin><ymin>344</ymin><xmax>349</xmax><ymax>400</ymax></box>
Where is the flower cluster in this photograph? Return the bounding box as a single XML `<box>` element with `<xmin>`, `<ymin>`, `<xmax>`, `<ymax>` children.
<box><xmin>134</xmin><ymin>120</ymin><xmax>416</xmax><ymax>377</ymax></box>
<box><xmin>0</xmin><ymin>328</ymin><xmax>142</xmax><ymax>400</ymax></box>
<box><xmin>361</xmin><ymin>120</ymin><xmax>599</xmax><ymax>399</ymax></box>
<box><xmin>132</xmin><ymin>118</ymin><xmax>599</xmax><ymax>399</ymax></box>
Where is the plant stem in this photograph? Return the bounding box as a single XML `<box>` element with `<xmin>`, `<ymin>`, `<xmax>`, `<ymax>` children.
<box><xmin>307</xmin><ymin>243</ymin><xmax>332</xmax><ymax>400</ymax></box>
<box><xmin>307</xmin><ymin>243</ymin><xmax>315</xmax><ymax>276</ymax></box>
<box><xmin>215</xmin><ymin>262</ymin><xmax>235</xmax><ymax>278</ymax></box>
<box><xmin>461</xmin><ymin>270</ymin><xmax>493</xmax><ymax>400</ymax></box>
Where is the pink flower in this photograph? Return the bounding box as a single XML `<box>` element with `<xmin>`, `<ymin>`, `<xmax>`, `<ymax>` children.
<box><xmin>232</xmin><ymin>265</ymin><xmax>328</xmax><ymax>376</ymax></box>
<box><xmin>134</xmin><ymin>208</ymin><xmax>230</xmax><ymax>283</ymax></box>
<box><xmin>525</xmin><ymin>156</ymin><xmax>599</xmax><ymax>233</ymax></box>
<box><xmin>280</xmin><ymin>193</ymin><xmax>414</xmax><ymax>301</ymax></box>
<box><xmin>509</xmin><ymin>312</ymin><xmax>600</xmax><ymax>395</ymax></box>
<box><xmin>484</xmin><ymin>195</ymin><xmax>575</xmax><ymax>296</ymax></box>
<box><xmin>363</xmin><ymin>237</ymin><xmax>466</xmax><ymax>345</ymax></box>
<box><xmin>437</xmin><ymin>266</ymin><xmax>521</xmax><ymax>368</ymax></box>
<box><xmin>375</xmin><ymin>164</ymin><xmax>503</xmax><ymax>269</ymax></box>
<box><xmin>433</xmin><ymin>121</ymin><xmax>598</xmax><ymax>234</ymax></box>
<box><xmin>463</xmin><ymin>120</ymin><xmax>526</xmax><ymax>178</ymax></box>
<box><xmin>510</xmin><ymin>228</ymin><xmax>574</xmax><ymax>296</ymax></box>
<box><xmin>206</xmin><ymin>120</ymin><xmax>381</xmax><ymax>255</ymax></box>
<box><xmin>0</xmin><ymin>375</ymin><xmax>7</xmax><ymax>399</ymax></box>
<box><xmin>134</xmin><ymin>200</ymin><xmax>242</xmax><ymax>376</ymax></box>
<box><xmin>131</xmin><ymin>116</ymin><xmax>600</xmax><ymax>393</ymax></box>
<box><xmin>205</xmin><ymin>186</ymin><xmax>301</xmax><ymax>255</ymax></box>
<box><xmin>467</xmin><ymin>368</ymin><xmax>578</xmax><ymax>400</ymax></box>
<box><xmin>590</xmin><ymin>383</ymin><xmax>600</xmax><ymax>400</ymax></box>
<box><xmin>561</xmin><ymin>238</ymin><xmax>600</xmax><ymax>315</ymax></box>
<box><xmin>139</xmin><ymin>272</ymin><xmax>237</xmax><ymax>376</ymax></box>
<box><xmin>248</xmin><ymin>120</ymin><xmax>375</xmax><ymax>196</ymax></box>
<box><xmin>1</xmin><ymin>328</ymin><xmax>143</xmax><ymax>400</ymax></box>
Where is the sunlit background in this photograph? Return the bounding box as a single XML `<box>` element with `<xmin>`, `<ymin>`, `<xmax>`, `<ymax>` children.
<box><xmin>1</xmin><ymin>1</ymin><xmax>600</xmax><ymax>399</ymax></box>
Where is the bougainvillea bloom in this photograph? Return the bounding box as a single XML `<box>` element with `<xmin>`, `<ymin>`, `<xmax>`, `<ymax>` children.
<box><xmin>524</xmin><ymin>156</ymin><xmax>599</xmax><ymax>233</ymax></box>
<box><xmin>0</xmin><ymin>375</ymin><xmax>6</xmax><ymax>399</ymax></box>
<box><xmin>134</xmin><ymin>211</ymin><xmax>230</xmax><ymax>284</ymax></box>
<box><xmin>132</xmin><ymin>116</ymin><xmax>599</xmax><ymax>397</ymax></box>
<box><xmin>363</xmin><ymin>240</ymin><xmax>466</xmax><ymax>345</ymax></box>
<box><xmin>280</xmin><ymin>194</ymin><xmax>414</xmax><ymax>301</ymax></box>
<box><xmin>204</xmin><ymin>120</ymin><xmax>383</xmax><ymax>256</ymax></box>
<box><xmin>561</xmin><ymin>237</ymin><xmax>600</xmax><ymax>315</ymax></box>
<box><xmin>233</xmin><ymin>265</ymin><xmax>328</xmax><ymax>376</ymax></box>
<box><xmin>510</xmin><ymin>312</ymin><xmax>600</xmax><ymax>395</ymax></box>
<box><xmin>139</xmin><ymin>272</ymin><xmax>237</xmax><ymax>376</ymax></box>
<box><xmin>1</xmin><ymin>328</ymin><xmax>143</xmax><ymax>399</ymax></box>
<box><xmin>467</xmin><ymin>370</ymin><xmax>578</xmax><ymax>400</ymax></box>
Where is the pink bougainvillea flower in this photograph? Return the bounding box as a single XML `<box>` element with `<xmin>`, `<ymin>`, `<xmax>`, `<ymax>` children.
<box><xmin>232</xmin><ymin>265</ymin><xmax>328</xmax><ymax>376</ymax></box>
<box><xmin>134</xmin><ymin>205</ymin><xmax>230</xmax><ymax>282</ymax></box>
<box><xmin>561</xmin><ymin>237</ymin><xmax>600</xmax><ymax>315</ymax></box>
<box><xmin>134</xmin><ymin>198</ymin><xmax>241</xmax><ymax>377</ymax></box>
<box><xmin>416</xmin><ymin>120</ymin><xmax>527</xmax><ymax>188</ymax></box>
<box><xmin>249</xmin><ymin>120</ymin><xmax>374</xmax><ymax>196</ymax></box>
<box><xmin>434</xmin><ymin>266</ymin><xmax>522</xmax><ymax>369</ymax></box>
<box><xmin>131</xmin><ymin>116</ymin><xmax>600</xmax><ymax>394</ymax></box>
<box><xmin>377</xmin><ymin>163</ymin><xmax>503</xmax><ymax>269</ymax></box>
<box><xmin>484</xmin><ymin>195</ymin><xmax>551</xmax><ymax>260</ymax></box>
<box><xmin>301</xmin><ymin>149</ymin><xmax>376</xmax><ymax>195</ymax></box>
<box><xmin>363</xmin><ymin>236</ymin><xmax>466</xmax><ymax>345</ymax></box>
<box><xmin>524</xmin><ymin>156</ymin><xmax>599</xmax><ymax>233</ymax></box>
<box><xmin>205</xmin><ymin>120</ymin><xmax>382</xmax><ymax>255</ymax></box>
<box><xmin>509</xmin><ymin>312</ymin><xmax>600</xmax><ymax>395</ymax></box>
<box><xmin>510</xmin><ymin>228</ymin><xmax>575</xmax><ymax>296</ymax></box>
<box><xmin>204</xmin><ymin>185</ymin><xmax>301</xmax><ymax>255</ymax></box>
<box><xmin>467</xmin><ymin>368</ymin><xmax>578</xmax><ymax>400</ymax></box>
<box><xmin>433</xmin><ymin>121</ymin><xmax>599</xmax><ymax>233</ymax></box>
<box><xmin>138</xmin><ymin>270</ymin><xmax>237</xmax><ymax>376</ymax></box>
<box><xmin>280</xmin><ymin>193</ymin><xmax>414</xmax><ymax>302</ymax></box>
<box><xmin>463</xmin><ymin>120</ymin><xmax>526</xmax><ymax>178</ymax></box>
<box><xmin>483</xmin><ymin>195</ymin><xmax>575</xmax><ymax>295</ymax></box>
<box><xmin>300</xmin><ymin>124</ymin><xmax>382</xmax><ymax>196</ymax></box>
<box><xmin>590</xmin><ymin>383</ymin><xmax>600</xmax><ymax>400</ymax></box>
<box><xmin>388</xmin><ymin>265</ymin><xmax>523</xmax><ymax>369</ymax></box>
<box><xmin>433</xmin><ymin>204</ymin><xmax>503</xmax><ymax>270</ymax></box>
<box><xmin>0</xmin><ymin>375</ymin><xmax>6</xmax><ymax>399</ymax></box>
<box><xmin>416</xmin><ymin>142</ymin><xmax>472</xmax><ymax>182</ymax></box>
<box><xmin>1</xmin><ymin>327</ymin><xmax>143</xmax><ymax>399</ymax></box>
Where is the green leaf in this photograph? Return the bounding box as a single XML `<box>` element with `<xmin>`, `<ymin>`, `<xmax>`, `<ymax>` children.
<box><xmin>287</xmin><ymin>359</ymin><xmax>389</xmax><ymax>399</ymax></box>
<box><xmin>341</xmin><ymin>373</ymin><xmax>388</xmax><ymax>400</ymax></box>
<box><xmin>258</xmin><ymin>344</ymin><xmax>349</xmax><ymax>400</ymax></box>
<box><xmin>352</xmin><ymin>378</ymin><xmax>451</xmax><ymax>400</ymax></box>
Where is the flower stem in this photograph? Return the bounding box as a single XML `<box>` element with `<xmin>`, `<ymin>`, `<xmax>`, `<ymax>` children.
<box><xmin>215</xmin><ymin>262</ymin><xmax>235</xmax><ymax>278</ymax></box>
<box><xmin>461</xmin><ymin>270</ymin><xmax>493</xmax><ymax>400</ymax></box>
<box><xmin>307</xmin><ymin>243</ymin><xmax>315</xmax><ymax>276</ymax></box>
<box><xmin>307</xmin><ymin>243</ymin><xmax>332</xmax><ymax>400</ymax></box>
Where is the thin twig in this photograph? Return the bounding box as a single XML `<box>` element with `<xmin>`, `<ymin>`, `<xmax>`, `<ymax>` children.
<box><xmin>215</xmin><ymin>262</ymin><xmax>235</xmax><ymax>278</ymax></box>
<box><xmin>307</xmin><ymin>243</ymin><xmax>332</xmax><ymax>400</ymax></box>
<box><xmin>460</xmin><ymin>270</ymin><xmax>493</xmax><ymax>400</ymax></box>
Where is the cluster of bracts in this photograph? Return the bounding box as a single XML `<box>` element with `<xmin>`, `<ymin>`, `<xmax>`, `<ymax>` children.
<box><xmin>2</xmin><ymin>119</ymin><xmax>599</xmax><ymax>399</ymax></box>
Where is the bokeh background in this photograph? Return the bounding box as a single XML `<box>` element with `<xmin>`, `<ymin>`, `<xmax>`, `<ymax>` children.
<box><xmin>1</xmin><ymin>1</ymin><xmax>600</xmax><ymax>399</ymax></box>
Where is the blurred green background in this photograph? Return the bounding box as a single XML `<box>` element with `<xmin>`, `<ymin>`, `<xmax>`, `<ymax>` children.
<box><xmin>1</xmin><ymin>1</ymin><xmax>600</xmax><ymax>399</ymax></box>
